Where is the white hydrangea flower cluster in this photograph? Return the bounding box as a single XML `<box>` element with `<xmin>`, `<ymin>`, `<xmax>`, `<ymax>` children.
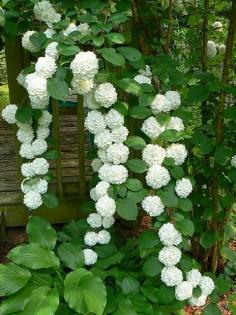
<box><xmin>207</xmin><ymin>40</ymin><xmax>217</xmax><ymax>58</ymax></box>
<box><xmin>63</xmin><ymin>22</ymin><xmax>90</xmax><ymax>37</ymax></box>
<box><xmin>34</xmin><ymin>0</ymin><xmax>61</xmax><ymax>28</ymax></box>
<box><xmin>134</xmin><ymin>65</ymin><xmax>152</xmax><ymax>85</ymax></box>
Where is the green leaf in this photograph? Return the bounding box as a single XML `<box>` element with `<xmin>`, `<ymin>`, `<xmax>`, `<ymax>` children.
<box><xmin>42</xmin><ymin>192</ymin><xmax>59</xmax><ymax>209</ymax></box>
<box><xmin>116</xmin><ymin>198</ymin><xmax>138</xmax><ymax>221</ymax></box>
<box><xmin>117</xmin><ymin>184</ymin><xmax>127</xmax><ymax>198</ymax></box>
<box><xmin>143</xmin><ymin>257</ymin><xmax>162</xmax><ymax>277</ymax></box>
<box><xmin>43</xmin><ymin>150</ymin><xmax>60</xmax><ymax>160</ymax></box>
<box><xmin>176</xmin><ymin>219</ymin><xmax>194</xmax><ymax>236</ymax></box>
<box><xmin>15</xmin><ymin>106</ymin><xmax>33</xmax><ymax>124</ymax></box>
<box><xmin>0</xmin><ymin>264</ymin><xmax>31</xmax><ymax>296</ymax></box>
<box><xmin>188</xmin><ymin>85</ymin><xmax>210</xmax><ymax>103</ymax></box>
<box><xmin>200</xmin><ymin>231</ymin><xmax>218</xmax><ymax>249</ymax></box>
<box><xmin>117</xmin><ymin>78</ymin><xmax>142</xmax><ymax>95</ymax></box>
<box><xmin>105</xmin><ymin>33</ymin><xmax>125</xmax><ymax>44</ymax></box>
<box><xmin>7</xmin><ymin>244</ymin><xmax>60</xmax><ymax>269</ymax></box>
<box><xmin>125</xmin><ymin>136</ymin><xmax>146</xmax><ymax>150</ymax></box>
<box><xmin>56</xmin><ymin>303</ymin><xmax>78</xmax><ymax>315</ymax></box>
<box><xmin>113</xmin><ymin>101</ymin><xmax>129</xmax><ymax>115</ymax></box>
<box><xmin>214</xmin><ymin>145</ymin><xmax>232</xmax><ymax>166</ymax></box>
<box><xmin>109</xmin><ymin>13</ymin><xmax>129</xmax><ymax>23</ymax></box>
<box><xmin>99</xmin><ymin>48</ymin><xmax>125</xmax><ymax>66</ymax></box>
<box><xmin>58</xmin><ymin>243</ymin><xmax>85</xmax><ymax>270</ymax></box>
<box><xmin>93</xmin><ymin>36</ymin><xmax>105</xmax><ymax>47</ymax></box>
<box><xmin>125</xmin><ymin>179</ymin><xmax>143</xmax><ymax>192</ymax></box>
<box><xmin>30</xmin><ymin>32</ymin><xmax>47</xmax><ymax>49</ymax></box>
<box><xmin>156</xmin><ymin>285</ymin><xmax>175</xmax><ymax>304</ymax></box>
<box><xmin>158</xmin><ymin>190</ymin><xmax>178</xmax><ymax>208</ymax></box>
<box><xmin>224</xmin><ymin>106</ymin><xmax>236</xmax><ymax>120</ymax></box>
<box><xmin>121</xmin><ymin>277</ymin><xmax>140</xmax><ymax>295</ymax></box>
<box><xmin>138</xmin><ymin>230</ymin><xmax>159</xmax><ymax>249</ymax></box>
<box><xmin>127</xmin><ymin>190</ymin><xmax>148</xmax><ymax>203</ymax></box>
<box><xmin>19</xmin><ymin>287</ymin><xmax>59</xmax><ymax>315</ymax></box>
<box><xmin>58</xmin><ymin>44</ymin><xmax>80</xmax><ymax>56</ymax></box>
<box><xmin>129</xmin><ymin>106</ymin><xmax>152</xmax><ymax>119</ymax></box>
<box><xmin>169</xmin><ymin>165</ymin><xmax>184</xmax><ymax>179</ymax></box>
<box><xmin>228</xmin><ymin>293</ymin><xmax>236</xmax><ymax>315</ymax></box>
<box><xmin>95</xmin><ymin>252</ymin><xmax>124</xmax><ymax>270</ymax></box>
<box><xmin>64</xmin><ymin>269</ymin><xmax>107</xmax><ymax>315</ymax></box>
<box><xmin>126</xmin><ymin>159</ymin><xmax>147</xmax><ymax>173</ymax></box>
<box><xmin>47</xmin><ymin>78</ymin><xmax>69</xmax><ymax>101</ymax></box>
<box><xmin>117</xmin><ymin>47</ymin><xmax>141</xmax><ymax>62</ymax></box>
<box><xmin>202</xmin><ymin>304</ymin><xmax>221</xmax><ymax>315</ymax></box>
<box><xmin>26</xmin><ymin>217</ymin><xmax>57</xmax><ymax>250</ymax></box>
<box><xmin>178</xmin><ymin>198</ymin><xmax>193</xmax><ymax>212</ymax></box>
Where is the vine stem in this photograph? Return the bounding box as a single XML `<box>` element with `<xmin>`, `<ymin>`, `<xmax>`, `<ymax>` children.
<box><xmin>211</xmin><ymin>0</ymin><xmax>236</xmax><ymax>273</ymax></box>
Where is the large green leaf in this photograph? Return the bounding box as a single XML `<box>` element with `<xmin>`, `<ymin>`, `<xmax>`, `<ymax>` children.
<box><xmin>58</xmin><ymin>243</ymin><xmax>85</xmax><ymax>270</ymax></box>
<box><xmin>19</xmin><ymin>287</ymin><xmax>59</xmax><ymax>315</ymax></box>
<box><xmin>202</xmin><ymin>304</ymin><xmax>221</xmax><ymax>315</ymax></box>
<box><xmin>64</xmin><ymin>269</ymin><xmax>107</xmax><ymax>315</ymax></box>
<box><xmin>114</xmin><ymin>298</ymin><xmax>137</xmax><ymax>315</ymax></box>
<box><xmin>42</xmin><ymin>193</ymin><xmax>59</xmax><ymax>209</ymax></box>
<box><xmin>121</xmin><ymin>277</ymin><xmax>140</xmax><ymax>295</ymax></box>
<box><xmin>142</xmin><ymin>257</ymin><xmax>162</xmax><ymax>277</ymax></box>
<box><xmin>7</xmin><ymin>244</ymin><xmax>60</xmax><ymax>269</ymax></box>
<box><xmin>176</xmin><ymin>219</ymin><xmax>194</xmax><ymax>236</ymax></box>
<box><xmin>129</xmin><ymin>106</ymin><xmax>152</xmax><ymax>119</ymax></box>
<box><xmin>117</xmin><ymin>78</ymin><xmax>142</xmax><ymax>95</ymax></box>
<box><xmin>126</xmin><ymin>159</ymin><xmax>147</xmax><ymax>173</ymax></box>
<box><xmin>200</xmin><ymin>231</ymin><xmax>218</xmax><ymax>249</ymax></box>
<box><xmin>0</xmin><ymin>264</ymin><xmax>31</xmax><ymax>297</ymax></box>
<box><xmin>125</xmin><ymin>179</ymin><xmax>143</xmax><ymax>192</ymax></box>
<box><xmin>125</xmin><ymin>136</ymin><xmax>146</xmax><ymax>150</ymax></box>
<box><xmin>27</xmin><ymin>217</ymin><xmax>57</xmax><ymax>250</ymax></box>
<box><xmin>116</xmin><ymin>198</ymin><xmax>138</xmax><ymax>221</ymax></box>
<box><xmin>117</xmin><ymin>47</ymin><xmax>141</xmax><ymax>62</ymax></box>
<box><xmin>105</xmin><ymin>33</ymin><xmax>125</xmax><ymax>44</ymax></box>
<box><xmin>99</xmin><ymin>48</ymin><xmax>125</xmax><ymax>66</ymax></box>
<box><xmin>15</xmin><ymin>106</ymin><xmax>33</xmax><ymax>124</ymax></box>
<box><xmin>47</xmin><ymin>78</ymin><xmax>69</xmax><ymax>101</ymax></box>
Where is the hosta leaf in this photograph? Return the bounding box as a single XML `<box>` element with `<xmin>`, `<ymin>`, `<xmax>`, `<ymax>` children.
<box><xmin>26</xmin><ymin>217</ymin><xmax>57</xmax><ymax>250</ymax></box>
<box><xmin>19</xmin><ymin>287</ymin><xmax>59</xmax><ymax>315</ymax></box>
<box><xmin>64</xmin><ymin>269</ymin><xmax>107</xmax><ymax>315</ymax></box>
<box><xmin>0</xmin><ymin>264</ymin><xmax>31</xmax><ymax>296</ymax></box>
<box><xmin>58</xmin><ymin>243</ymin><xmax>85</xmax><ymax>270</ymax></box>
<box><xmin>7</xmin><ymin>244</ymin><xmax>60</xmax><ymax>269</ymax></box>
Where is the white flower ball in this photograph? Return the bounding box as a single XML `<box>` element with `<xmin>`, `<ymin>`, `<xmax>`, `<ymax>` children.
<box><xmin>32</xmin><ymin>139</ymin><xmax>47</xmax><ymax>156</ymax></box>
<box><xmin>212</xmin><ymin>21</ymin><xmax>223</xmax><ymax>31</ymax></box>
<box><xmin>95</xmin><ymin>181</ymin><xmax>110</xmax><ymax>199</ymax></box>
<box><xmin>189</xmin><ymin>294</ymin><xmax>207</xmax><ymax>307</ymax></box>
<box><xmin>32</xmin><ymin>158</ymin><xmax>49</xmax><ymax>175</ymax></box>
<box><xmin>102</xmin><ymin>216</ymin><xmax>115</xmax><ymax>229</ymax></box>
<box><xmin>84</xmin><ymin>110</ymin><xmax>106</xmax><ymax>135</ymax></box>
<box><xmin>24</xmin><ymin>191</ymin><xmax>42</xmax><ymax>210</ymax></box>
<box><xmin>26</xmin><ymin>75</ymin><xmax>49</xmax><ymax>109</ymax></box>
<box><xmin>158</xmin><ymin>246</ymin><xmax>182</xmax><ymax>266</ymax></box>
<box><xmin>111</xmin><ymin>126</ymin><xmax>129</xmax><ymax>143</ymax></box>
<box><xmin>71</xmin><ymin>78</ymin><xmax>94</xmax><ymax>95</ymax></box>
<box><xmin>134</xmin><ymin>75</ymin><xmax>152</xmax><ymax>85</ymax></box>
<box><xmin>141</xmin><ymin>195</ymin><xmax>164</xmax><ymax>217</ymax></box>
<box><xmin>35</xmin><ymin>56</ymin><xmax>57</xmax><ymax>79</ymax></box>
<box><xmin>37</xmin><ymin>126</ymin><xmax>50</xmax><ymax>140</ymax></box>
<box><xmin>45</xmin><ymin>42</ymin><xmax>59</xmax><ymax>59</ymax></box>
<box><xmin>63</xmin><ymin>23</ymin><xmax>78</xmax><ymax>36</ymax></box>
<box><xmin>151</xmin><ymin>94</ymin><xmax>172</xmax><ymax>114</ymax></box>
<box><xmin>175</xmin><ymin>281</ymin><xmax>193</xmax><ymax>301</ymax></box>
<box><xmin>20</xmin><ymin>144</ymin><xmax>35</xmax><ymax>160</ymax></box>
<box><xmin>94</xmin><ymin>129</ymin><xmax>113</xmax><ymax>148</ymax></box>
<box><xmin>90</xmin><ymin>188</ymin><xmax>98</xmax><ymax>202</ymax></box>
<box><xmin>91</xmin><ymin>158</ymin><xmax>103</xmax><ymax>172</ymax></box>
<box><xmin>87</xmin><ymin>213</ymin><xmax>103</xmax><ymax>228</ymax></box>
<box><xmin>21</xmin><ymin>162</ymin><xmax>35</xmax><ymax>177</ymax></box>
<box><xmin>97</xmin><ymin>148</ymin><xmax>109</xmax><ymax>164</ymax></box>
<box><xmin>146</xmin><ymin>165</ymin><xmax>170</xmax><ymax>189</ymax></box>
<box><xmin>97</xmin><ymin>230</ymin><xmax>111</xmax><ymax>244</ymax></box>
<box><xmin>84</xmin><ymin>231</ymin><xmax>98</xmax><ymax>246</ymax></box>
<box><xmin>70</xmin><ymin>51</ymin><xmax>99</xmax><ymax>80</ymax></box>
<box><xmin>17</xmin><ymin>124</ymin><xmax>34</xmax><ymax>144</ymax></box>
<box><xmin>77</xmin><ymin>23</ymin><xmax>90</xmax><ymax>36</ymax></box>
<box><xmin>166</xmin><ymin>117</ymin><xmax>185</xmax><ymax>131</ymax></box>
<box><xmin>141</xmin><ymin>117</ymin><xmax>165</xmax><ymax>140</ymax></box>
<box><xmin>158</xmin><ymin>223</ymin><xmax>182</xmax><ymax>246</ymax></box>
<box><xmin>186</xmin><ymin>269</ymin><xmax>202</xmax><ymax>288</ymax></box>
<box><xmin>83</xmin><ymin>248</ymin><xmax>98</xmax><ymax>265</ymax></box>
<box><xmin>175</xmin><ymin>178</ymin><xmax>193</xmax><ymax>198</ymax></box>
<box><xmin>231</xmin><ymin>155</ymin><xmax>236</xmax><ymax>168</ymax></box>
<box><xmin>219</xmin><ymin>44</ymin><xmax>226</xmax><ymax>55</ymax></box>
<box><xmin>34</xmin><ymin>0</ymin><xmax>61</xmax><ymax>28</ymax></box>
<box><xmin>96</xmin><ymin>196</ymin><xmax>116</xmax><ymax>217</ymax></box>
<box><xmin>98</xmin><ymin>164</ymin><xmax>128</xmax><ymax>185</ymax></box>
<box><xmin>207</xmin><ymin>40</ymin><xmax>217</xmax><ymax>57</ymax></box>
<box><xmin>166</xmin><ymin>143</ymin><xmax>187</xmax><ymax>166</ymax></box>
<box><xmin>165</xmin><ymin>91</ymin><xmax>181</xmax><ymax>110</ymax></box>
<box><xmin>139</xmin><ymin>65</ymin><xmax>152</xmax><ymax>77</ymax></box>
<box><xmin>105</xmin><ymin>109</ymin><xmax>124</xmax><ymax>129</ymax></box>
<box><xmin>106</xmin><ymin>143</ymin><xmax>129</xmax><ymax>165</ymax></box>
<box><xmin>95</xmin><ymin>83</ymin><xmax>117</xmax><ymax>108</ymax></box>
<box><xmin>142</xmin><ymin>144</ymin><xmax>166</xmax><ymax>166</ymax></box>
<box><xmin>199</xmin><ymin>276</ymin><xmax>215</xmax><ymax>295</ymax></box>
<box><xmin>2</xmin><ymin>104</ymin><xmax>17</xmax><ymax>124</ymax></box>
<box><xmin>32</xmin><ymin>178</ymin><xmax>48</xmax><ymax>194</ymax></box>
<box><xmin>22</xmin><ymin>31</ymin><xmax>38</xmax><ymax>52</ymax></box>
<box><xmin>44</xmin><ymin>28</ymin><xmax>55</xmax><ymax>38</ymax></box>
<box><xmin>38</xmin><ymin>110</ymin><xmax>52</xmax><ymax>126</ymax></box>
<box><xmin>161</xmin><ymin>266</ymin><xmax>183</xmax><ymax>287</ymax></box>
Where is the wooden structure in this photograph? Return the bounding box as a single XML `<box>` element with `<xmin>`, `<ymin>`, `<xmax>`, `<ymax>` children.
<box><xmin>0</xmin><ymin>39</ymin><xmax>92</xmax><ymax>233</ymax></box>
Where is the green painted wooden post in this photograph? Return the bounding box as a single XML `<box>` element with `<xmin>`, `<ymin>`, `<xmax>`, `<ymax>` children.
<box><xmin>52</xmin><ymin>99</ymin><xmax>64</xmax><ymax>199</ymax></box>
<box><xmin>77</xmin><ymin>95</ymin><xmax>86</xmax><ymax>198</ymax></box>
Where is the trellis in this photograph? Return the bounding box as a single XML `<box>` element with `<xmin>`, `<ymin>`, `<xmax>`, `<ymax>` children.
<box><xmin>0</xmin><ymin>38</ymin><xmax>92</xmax><ymax>235</ymax></box>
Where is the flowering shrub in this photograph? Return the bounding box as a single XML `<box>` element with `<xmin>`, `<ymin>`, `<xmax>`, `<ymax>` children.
<box><xmin>0</xmin><ymin>0</ymin><xmax>236</xmax><ymax>314</ymax></box>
